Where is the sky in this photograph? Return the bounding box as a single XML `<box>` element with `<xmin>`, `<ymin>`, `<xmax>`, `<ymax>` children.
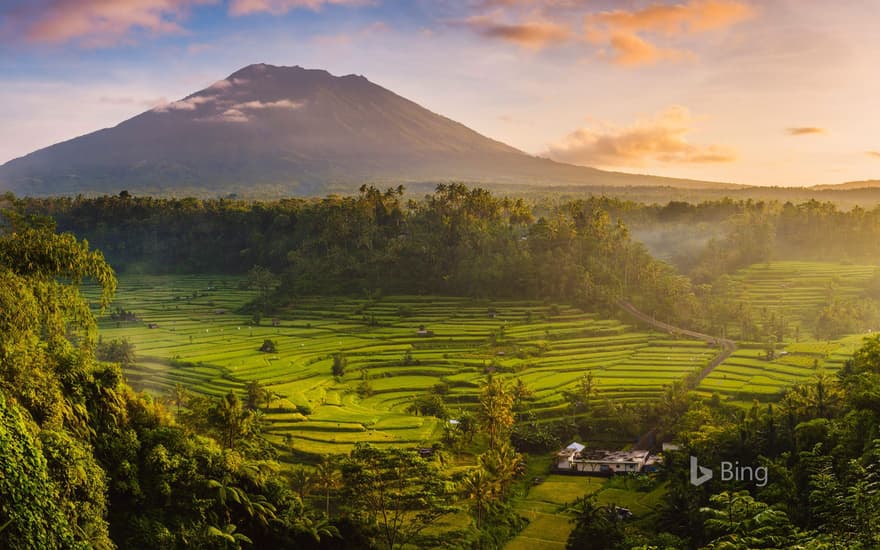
<box><xmin>0</xmin><ymin>0</ymin><xmax>878</xmax><ymax>187</ymax></box>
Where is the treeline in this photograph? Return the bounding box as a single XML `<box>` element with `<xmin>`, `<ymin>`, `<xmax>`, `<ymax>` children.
<box><xmin>6</xmin><ymin>186</ymin><xmax>699</xmax><ymax>325</ymax></box>
<box><xmin>626</xmin><ymin>198</ymin><xmax>880</xmax><ymax>280</ymax></box>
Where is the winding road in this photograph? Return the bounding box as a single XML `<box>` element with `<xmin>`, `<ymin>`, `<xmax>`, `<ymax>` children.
<box><xmin>615</xmin><ymin>300</ymin><xmax>738</xmax><ymax>451</ymax></box>
<box><xmin>616</xmin><ymin>299</ymin><xmax>737</xmax><ymax>385</ymax></box>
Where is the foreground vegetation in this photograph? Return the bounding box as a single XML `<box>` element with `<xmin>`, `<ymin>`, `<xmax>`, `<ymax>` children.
<box><xmin>6</xmin><ymin>185</ymin><xmax>880</xmax><ymax>549</ymax></box>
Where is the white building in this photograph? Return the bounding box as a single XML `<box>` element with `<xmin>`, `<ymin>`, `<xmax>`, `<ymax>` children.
<box><xmin>556</xmin><ymin>442</ymin><xmax>651</xmax><ymax>474</ymax></box>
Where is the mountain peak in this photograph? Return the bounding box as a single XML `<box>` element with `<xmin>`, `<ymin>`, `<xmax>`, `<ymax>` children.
<box><xmin>0</xmin><ymin>64</ymin><xmax>734</xmax><ymax>197</ymax></box>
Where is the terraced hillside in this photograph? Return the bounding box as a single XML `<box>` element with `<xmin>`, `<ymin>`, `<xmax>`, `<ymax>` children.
<box><xmin>697</xmin><ymin>260</ymin><xmax>877</xmax><ymax>403</ymax></box>
<box><xmin>724</xmin><ymin>261</ymin><xmax>878</xmax><ymax>339</ymax></box>
<box><xmin>699</xmin><ymin>336</ymin><xmax>864</xmax><ymax>402</ymax></box>
<box><xmin>92</xmin><ymin>275</ymin><xmax>717</xmax><ymax>455</ymax></box>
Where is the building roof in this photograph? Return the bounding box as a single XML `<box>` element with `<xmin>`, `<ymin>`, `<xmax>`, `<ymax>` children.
<box><xmin>573</xmin><ymin>449</ymin><xmax>649</xmax><ymax>464</ymax></box>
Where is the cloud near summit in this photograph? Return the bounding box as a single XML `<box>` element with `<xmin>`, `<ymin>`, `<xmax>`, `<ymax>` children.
<box><xmin>546</xmin><ymin>106</ymin><xmax>737</xmax><ymax>168</ymax></box>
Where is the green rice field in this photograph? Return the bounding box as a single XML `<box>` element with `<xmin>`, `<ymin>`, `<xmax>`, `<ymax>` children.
<box><xmin>723</xmin><ymin>260</ymin><xmax>879</xmax><ymax>339</ymax></box>
<box><xmin>699</xmin><ymin>334</ymin><xmax>866</xmax><ymax>402</ymax></box>
<box><xmin>92</xmin><ymin>275</ymin><xmax>717</xmax><ymax>455</ymax></box>
<box><xmin>505</xmin><ymin>474</ymin><xmax>666</xmax><ymax>549</ymax></box>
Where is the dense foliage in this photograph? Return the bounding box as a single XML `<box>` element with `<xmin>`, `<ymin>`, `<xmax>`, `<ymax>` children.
<box><xmin>565</xmin><ymin>336</ymin><xmax>880</xmax><ymax>549</ymax></box>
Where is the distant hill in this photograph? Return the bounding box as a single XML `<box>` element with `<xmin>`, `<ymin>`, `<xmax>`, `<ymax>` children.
<box><xmin>0</xmin><ymin>63</ymin><xmax>742</xmax><ymax>197</ymax></box>
<box><xmin>811</xmin><ymin>180</ymin><xmax>880</xmax><ymax>191</ymax></box>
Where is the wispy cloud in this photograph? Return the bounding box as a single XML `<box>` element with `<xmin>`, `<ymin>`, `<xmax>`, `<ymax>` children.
<box><xmin>201</xmin><ymin>108</ymin><xmax>249</xmax><ymax>122</ymax></box>
<box><xmin>463</xmin><ymin>16</ymin><xmax>571</xmax><ymax>49</ymax></box>
<box><xmin>191</xmin><ymin>98</ymin><xmax>304</xmax><ymax>123</ymax></box>
<box><xmin>458</xmin><ymin>0</ymin><xmax>754</xmax><ymax>63</ymax></box>
<box><xmin>868</xmin><ymin>151</ymin><xmax>880</xmax><ymax>159</ymax></box>
<box><xmin>8</xmin><ymin>0</ymin><xmax>216</xmax><ymax>47</ymax></box>
<box><xmin>584</xmin><ymin>0</ymin><xmax>754</xmax><ymax>65</ymax></box>
<box><xmin>228</xmin><ymin>0</ymin><xmax>371</xmax><ymax>16</ymax></box>
<box><xmin>603</xmin><ymin>31</ymin><xmax>692</xmax><ymax>66</ymax></box>
<box><xmin>154</xmin><ymin>94</ymin><xmax>214</xmax><ymax>112</ymax></box>
<box><xmin>546</xmin><ymin>105</ymin><xmax>736</xmax><ymax>167</ymax></box>
<box><xmin>234</xmin><ymin>99</ymin><xmax>303</xmax><ymax>110</ymax></box>
<box><xmin>786</xmin><ymin>127</ymin><xmax>826</xmax><ymax>135</ymax></box>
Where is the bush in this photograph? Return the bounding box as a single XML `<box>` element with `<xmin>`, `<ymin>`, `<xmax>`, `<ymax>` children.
<box><xmin>296</xmin><ymin>404</ymin><xmax>312</xmax><ymax>416</ymax></box>
<box><xmin>259</xmin><ymin>339</ymin><xmax>277</xmax><ymax>353</ymax></box>
<box><xmin>332</xmin><ymin>353</ymin><xmax>347</xmax><ymax>377</ymax></box>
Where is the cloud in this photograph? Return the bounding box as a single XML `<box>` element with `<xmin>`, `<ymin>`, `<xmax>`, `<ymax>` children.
<box><xmin>207</xmin><ymin>108</ymin><xmax>249</xmax><ymax>122</ymax></box>
<box><xmin>153</xmin><ymin>94</ymin><xmax>214</xmax><ymax>112</ymax></box>
<box><xmin>234</xmin><ymin>99</ymin><xmax>303</xmax><ymax>110</ymax></box>
<box><xmin>585</xmin><ymin>0</ymin><xmax>755</xmax><ymax>65</ymax></box>
<box><xmin>228</xmin><ymin>0</ymin><xmax>370</xmax><ymax>16</ymax></box>
<box><xmin>786</xmin><ymin>127</ymin><xmax>825</xmax><ymax>135</ymax></box>
<box><xmin>207</xmin><ymin>79</ymin><xmax>233</xmax><ymax>90</ymax></box>
<box><xmin>464</xmin><ymin>16</ymin><xmax>571</xmax><ymax>49</ymax></box>
<box><xmin>868</xmin><ymin>151</ymin><xmax>880</xmax><ymax>159</ymax></box>
<box><xmin>604</xmin><ymin>31</ymin><xmax>691</xmax><ymax>65</ymax></box>
<box><xmin>546</xmin><ymin>105</ymin><xmax>737</xmax><ymax>167</ymax></box>
<box><xmin>9</xmin><ymin>0</ymin><xmax>216</xmax><ymax>47</ymax></box>
<box><xmin>191</xmin><ymin>98</ymin><xmax>304</xmax><ymax>122</ymax></box>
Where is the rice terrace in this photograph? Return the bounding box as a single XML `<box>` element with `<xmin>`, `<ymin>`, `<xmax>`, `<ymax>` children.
<box><xmin>94</xmin><ymin>261</ymin><xmax>875</xmax><ymax>458</ymax></box>
<box><xmin>95</xmin><ymin>275</ymin><xmax>720</xmax><ymax>456</ymax></box>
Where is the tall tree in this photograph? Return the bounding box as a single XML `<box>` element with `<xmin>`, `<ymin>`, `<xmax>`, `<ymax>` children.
<box><xmin>341</xmin><ymin>444</ymin><xmax>452</xmax><ymax>550</ymax></box>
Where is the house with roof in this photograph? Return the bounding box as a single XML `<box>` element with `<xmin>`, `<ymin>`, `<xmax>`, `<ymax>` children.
<box><xmin>556</xmin><ymin>442</ymin><xmax>652</xmax><ymax>475</ymax></box>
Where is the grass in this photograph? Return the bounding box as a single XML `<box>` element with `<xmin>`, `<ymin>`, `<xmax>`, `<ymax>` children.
<box><xmin>506</xmin><ymin>473</ymin><xmax>666</xmax><ymax>549</ymax></box>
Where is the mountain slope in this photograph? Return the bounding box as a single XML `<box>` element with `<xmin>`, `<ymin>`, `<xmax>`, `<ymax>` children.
<box><xmin>0</xmin><ymin>64</ymin><xmax>741</xmax><ymax>196</ymax></box>
<box><xmin>811</xmin><ymin>180</ymin><xmax>880</xmax><ymax>191</ymax></box>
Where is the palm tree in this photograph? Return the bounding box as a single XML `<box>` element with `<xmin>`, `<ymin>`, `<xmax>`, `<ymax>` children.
<box><xmin>478</xmin><ymin>376</ymin><xmax>514</xmax><ymax>449</ymax></box>
<box><xmin>462</xmin><ymin>468</ymin><xmax>492</xmax><ymax>530</ymax></box>
<box><xmin>289</xmin><ymin>466</ymin><xmax>314</xmax><ymax>503</ymax></box>
<box><xmin>314</xmin><ymin>457</ymin><xmax>340</xmax><ymax>517</ymax></box>
<box><xmin>479</xmin><ymin>442</ymin><xmax>525</xmax><ymax>499</ymax></box>
<box><xmin>167</xmin><ymin>382</ymin><xmax>188</xmax><ymax>416</ymax></box>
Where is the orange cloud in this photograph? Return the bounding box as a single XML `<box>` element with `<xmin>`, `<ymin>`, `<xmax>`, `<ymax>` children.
<box><xmin>868</xmin><ymin>151</ymin><xmax>880</xmax><ymax>159</ymax></box>
<box><xmin>464</xmin><ymin>15</ymin><xmax>571</xmax><ymax>49</ymax></box>
<box><xmin>605</xmin><ymin>31</ymin><xmax>691</xmax><ymax>66</ymax></box>
<box><xmin>546</xmin><ymin>105</ymin><xmax>737</xmax><ymax>167</ymax></box>
<box><xmin>16</xmin><ymin>0</ymin><xmax>216</xmax><ymax>46</ymax></box>
<box><xmin>585</xmin><ymin>0</ymin><xmax>754</xmax><ymax>65</ymax></box>
<box><xmin>228</xmin><ymin>0</ymin><xmax>370</xmax><ymax>16</ymax></box>
<box><xmin>787</xmin><ymin>127</ymin><xmax>826</xmax><ymax>135</ymax></box>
